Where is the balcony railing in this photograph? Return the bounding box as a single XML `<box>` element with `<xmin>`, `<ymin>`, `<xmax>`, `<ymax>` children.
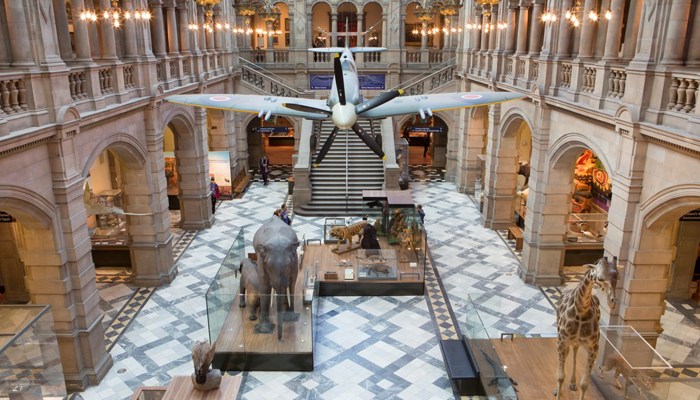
<box><xmin>98</xmin><ymin>67</ymin><xmax>114</xmax><ymax>95</ymax></box>
<box><xmin>69</xmin><ymin>71</ymin><xmax>88</xmax><ymax>100</ymax></box>
<box><xmin>667</xmin><ymin>75</ymin><xmax>698</xmax><ymax>114</ymax></box>
<box><xmin>0</xmin><ymin>77</ymin><xmax>29</xmax><ymax>115</ymax></box>
<box><xmin>607</xmin><ymin>68</ymin><xmax>626</xmax><ymax>99</ymax></box>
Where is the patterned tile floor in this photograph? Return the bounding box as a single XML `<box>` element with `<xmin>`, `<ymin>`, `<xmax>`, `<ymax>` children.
<box><xmin>77</xmin><ymin>179</ymin><xmax>699</xmax><ymax>399</ymax></box>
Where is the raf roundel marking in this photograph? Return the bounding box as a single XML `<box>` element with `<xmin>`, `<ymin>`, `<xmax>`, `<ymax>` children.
<box><xmin>209</xmin><ymin>96</ymin><xmax>231</xmax><ymax>102</ymax></box>
<box><xmin>461</xmin><ymin>94</ymin><xmax>483</xmax><ymax>100</ymax></box>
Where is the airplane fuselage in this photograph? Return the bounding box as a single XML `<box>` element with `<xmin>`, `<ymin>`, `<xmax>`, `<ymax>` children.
<box><xmin>329</xmin><ymin>49</ymin><xmax>362</xmax><ymax>129</ymax></box>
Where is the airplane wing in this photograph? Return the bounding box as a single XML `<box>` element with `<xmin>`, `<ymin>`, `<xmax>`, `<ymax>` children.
<box><xmin>359</xmin><ymin>92</ymin><xmax>525</xmax><ymax>119</ymax></box>
<box><xmin>165</xmin><ymin>94</ymin><xmax>331</xmax><ymax>120</ymax></box>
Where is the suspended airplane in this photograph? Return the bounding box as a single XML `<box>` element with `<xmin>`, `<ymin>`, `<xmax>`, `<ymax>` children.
<box><xmin>165</xmin><ymin>46</ymin><xmax>524</xmax><ymax>167</ymax></box>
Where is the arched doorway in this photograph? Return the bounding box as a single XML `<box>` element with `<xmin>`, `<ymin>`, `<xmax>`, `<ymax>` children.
<box><xmin>337</xmin><ymin>2</ymin><xmax>358</xmax><ymax>48</ymax></box>
<box><xmin>399</xmin><ymin>114</ymin><xmax>448</xmax><ymax>166</ymax></box>
<box><xmin>247</xmin><ymin>116</ymin><xmax>296</xmax><ymax>168</ymax></box>
<box><xmin>311</xmin><ymin>2</ymin><xmax>331</xmax><ymax>48</ymax></box>
<box><xmin>362</xmin><ymin>2</ymin><xmax>383</xmax><ymax>47</ymax></box>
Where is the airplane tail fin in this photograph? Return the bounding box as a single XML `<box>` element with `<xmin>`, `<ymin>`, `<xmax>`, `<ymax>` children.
<box><xmin>308</xmin><ymin>47</ymin><xmax>387</xmax><ymax>53</ymax></box>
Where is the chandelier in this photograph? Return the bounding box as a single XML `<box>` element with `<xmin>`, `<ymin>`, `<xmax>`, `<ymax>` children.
<box><xmin>80</xmin><ymin>0</ymin><xmax>151</xmax><ymax>27</ymax></box>
<box><xmin>475</xmin><ymin>0</ymin><xmax>499</xmax><ymax>19</ymax></box>
<box><xmin>541</xmin><ymin>1</ymin><xmax>611</xmax><ymax>26</ymax></box>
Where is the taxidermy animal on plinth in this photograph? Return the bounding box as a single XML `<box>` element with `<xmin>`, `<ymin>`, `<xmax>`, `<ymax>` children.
<box><xmin>360</xmin><ymin>223</ymin><xmax>381</xmax><ymax>251</ymax></box>
<box><xmin>253</xmin><ymin>216</ymin><xmax>300</xmax><ymax>340</ymax></box>
<box><xmin>237</xmin><ymin>258</ymin><xmax>262</xmax><ymax>321</ymax></box>
<box><xmin>191</xmin><ymin>340</ymin><xmax>221</xmax><ymax>391</ymax></box>
<box><xmin>554</xmin><ymin>256</ymin><xmax>618</xmax><ymax>400</ymax></box>
<box><xmin>330</xmin><ymin>220</ymin><xmax>367</xmax><ymax>251</ymax></box>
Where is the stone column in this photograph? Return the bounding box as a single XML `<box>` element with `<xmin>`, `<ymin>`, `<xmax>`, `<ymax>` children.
<box><xmin>519</xmin><ymin>102</ymin><xmax>564</xmax><ymax>286</ymax></box>
<box><xmin>132</xmin><ymin>106</ymin><xmax>177</xmax><ymax>286</ymax></box>
<box><xmin>4</xmin><ymin>0</ymin><xmax>35</xmax><ymax>66</ymax></box>
<box><xmin>46</xmin><ymin>129</ymin><xmax>113</xmax><ymax>388</ymax></box>
<box><xmin>213</xmin><ymin>6</ymin><xmax>223</xmax><ymax>51</ymax></box>
<box><xmin>69</xmin><ymin>0</ymin><xmax>93</xmax><ymax>63</ymax></box>
<box><xmin>98</xmin><ymin>0</ymin><xmax>118</xmax><ymax>60</ymax></box>
<box><xmin>150</xmin><ymin>0</ymin><xmax>167</xmax><ymax>57</ymax></box>
<box><xmin>123</xmin><ymin>0</ymin><xmax>139</xmax><ymax>58</ymax></box>
<box><xmin>421</xmin><ymin>21</ymin><xmax>429</xmax><ymax>50</ymax></box>
<box><xmin>52</xmin><ymin>0</ymin><xmax>73</xmax><ymax>62</ymax></box>
<box><xmin>660</xmin><ymin>0</ymin><xmax>692</xmax><ymax>65</ymax></box>
<box><xmin>331</xmin><ymin>13</ymin><xmax>338</xmax><ymax>47</ymax></box>
<box><xmin>488</xmin><ymin>9</ymin><xmax>498</xmax><ymax>51</ymax></box>
<box><xmin>602</xmin><ymin>0</ymin><xmax>625</xmax><ymax>61</ymax></box>
<box><xmin>197</xmin><ymin>6</ymin><xmax>207</xmax><ymax>53</ymax></box>
<box><xmin>178</xmin><ymin>108</ymin><xmax>214</xmax><ymax>229</ymax></box>
<box><xmin>266</xmin><ymin>20</ymin><xmax>274</xmax><ymax>49</ymax></box>
<box><xmin>515</xmin><ymin>4</ymin><xmax>528</xmax><ymax>55</ymax></box>
<box><xmin>480</xmin><ymin>14</ymin><xmax>488</xmax><ymax>51</ymax></box>
<box><xmin>177</xmin><ymin>1</ymin><xmax>191</xmax><ymax>54</ymax></box>
<box><xmin>687</xmin><ymin>5</ymin><xmax>700</xmax><ymax>65</ymax></box>
<box><xmin>481</xmin><ymin>104</ymin><xmax>517</xmax><ymax>229</ymax></box>
<box><xmin>577</xmin><ymin>0</ymin><xmax>597</xmax><ymax>59</ymax></box>
<box><xmin>357</xmin><ymin>13</ymin><xmax>364</xmax><ymax>47</ymax></box>
<box><xmin>456</xmin><ymin>108</ymin><xmax>488</xmax><ymax>194</ymax></box>
<box><xmin>165</xmin><ymin>0</ymin><xmax>180</xmax><ymax>55</ymax></box>
<box><xmin>503</xmin><ymin>6</ymin><xmax>516</xmax><ymax>54</ymax></box>
<box><xmin>529</xmin><ymin>1</ymin><xmax>544</xmax><ymax>55</ymax></box>
<box><xmin>555</xmin><ymin>0</ymin><xmax>572</xmax><ymax>58</ymax></box>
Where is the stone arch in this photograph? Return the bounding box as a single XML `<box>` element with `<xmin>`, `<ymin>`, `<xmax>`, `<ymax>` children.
<box><xmin>81</xmin><ymin>133</ymin><xmax>148</xmax><ymax>179</ymax></box>
<box><xmin>398</xmin><ymin>112</ymin><xmax>449</xmax><ymax>167</ymax></box>
<box><xmin>620</xmin><ymin>186</ymin><xmax>700</xmax><ymax>343</ymax></box>
<box><xmin>311</xmin><ymin>2</ymin><xmax>332</xmax><ymax>47</ymax></box>
<box><xmin>547</xmin><ymin>132</ymin><xmax>614</xmax><ymax>175</ymax></box>
<box><xmin>0</xmin><ymin>185</ymin><xmax>58</xmax><ymax>230</ymax></box>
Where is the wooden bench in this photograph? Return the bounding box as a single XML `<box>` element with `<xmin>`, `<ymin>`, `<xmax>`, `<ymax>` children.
<box><xmin>231</xmin><ymin>170</ymin><xmax>251</xmax><ymax>197</ymax></box>
<box><xmin>439</xmin><ymin>338</ymin><xmax>483</xmax><ymax>396</ymax></box>
<box><xmin>507</xmin><ymin>226</ymin><xmax>523</xmax><ymax>250</ymax></box>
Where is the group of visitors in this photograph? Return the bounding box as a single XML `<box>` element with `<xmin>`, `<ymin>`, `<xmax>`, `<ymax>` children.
<box><xmin>273</xmin><ymin>204</ymin><xmax>291</xmax><ymax>225</ymax></box>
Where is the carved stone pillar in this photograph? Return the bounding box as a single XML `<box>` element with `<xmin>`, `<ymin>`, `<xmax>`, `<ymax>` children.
<box><xmin>177</xmin><ymin>1</ymin><xmax>191</xmax><ymax>54</ymax></box>
<box><xmin>165</xmin><ymin>0</ymin><xmax>180</xmax><ymax>55</ymax></box>
<box><xmin>69</xmin><ymin>0</ymin><xmax>93</xmax><ymax>63</ymax></box>
<box><xmin>480</xmin><ymin>14</ymin><xmax>488</xmax><ymax>51</ymax></box>
<box><xmin>421</xmin><ymin>22</ymin><xmax>429</xmax><ymax>50</ymax></box>
<box><xmin>357</xmin><ymin>13</ymin><xmax>364</xmax><ymax>46</ymax></box>
<box><xmin>503</xmin><ymin>6</ymin><xmax>516</xmax><ymax>54</ymax></box>
<box><xmin>178</xmin><ymin>108</ymin><xmax>214</xmax><ymax>229</ymax></box>
<box><xmin>150</xmin><ymin>0</ymin><xmax>167</xmax><ymax>57</ymax></box>
<box><xmin>488</xmin><ymin>9</ymin><xmax>498</xmax><ymax>51</ymax></box>
<box><xmin>197</xmin><ymin>6</ymin><xmax>207</xmax><ymax>53</ymax></box>
<box><xmin>481</xmin><ymin>104</ymin><xmax>516</xmax><ymax>230</ymax></box>
<box><xmin>331</xmin><ymin>13</ymin><xmax>338</xmax><ymax>47</ymax></box>
<box><xmin>123</xmin><ymin>0</ymin><xmax>139</xmax><ymax>58</ymax></box>
<box><xmin>529</xmin><ymin>1</ymin><xmax>544</xmax><ymax>55</ymax></box>
<box><xmin>515</xmin><ymin>5</ymin><xmax>528</xmax><ymax>55</ymax></box>
<box><xmin>214</xmin><ymin>6</ymin><xmax>223</xmax><ymax>51</ymax></box>
<box><xmin>602</xmin><ymin>0</ymin><xmax>625</xmax><ymax>61</ymax></box>
<box><xmin>687</xmin><ymin>4</ymin><xmax>700</xmax><ymax>65</ymax></box>
<box><xmin>577</xmin><ymin>0</ymin><xmax>597</xmax><ymax>59</ymax></box>
<box><xmin>46</xmin><ymin>129</ymin><xmax>113</xmax><ymax>388</ymax></box>
<box><xmin>98</xmin><ymin>0</ymin><xmax>118</xmax><ymax>60</ymax></box>
<box><xmin>660</xmin><ymin>0</ymin><xmax>692</xmax><ymax>65</ymax></box>
<box><xmin>4</xmin><ymin>0</ymin><xmax>35</xmax><ymax>66</ymax></box>
<box><xmin>555</xmin><ymin>0</ymin><xmax>572</xmax><ymax>58</ymax></box>
<box><xmin>52</xmin><ymin>0</ymin><xmax>73</xmax><ymax>62</ymax></box>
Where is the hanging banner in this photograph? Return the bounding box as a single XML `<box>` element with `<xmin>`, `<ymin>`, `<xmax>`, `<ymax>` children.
<box><xmin>310</xmin><ymin>74</ymin><xmax>386</xmax><ymax>90</ymax></box>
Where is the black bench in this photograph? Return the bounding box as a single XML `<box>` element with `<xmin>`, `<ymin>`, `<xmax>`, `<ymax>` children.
<box><xmin>439</xmin><ymin>338</ymin><xmax>484</xmax><ymax>396</ymax></box>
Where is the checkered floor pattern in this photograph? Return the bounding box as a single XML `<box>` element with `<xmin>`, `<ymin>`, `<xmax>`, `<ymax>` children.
<box><xmin>79</xmin><ymin>180</ymin><xmax>699</xmax><ymax>400</ymax></box>
<box><xmin>103</xmin><ymin>287</ymin><xmax>156</xmax><ymax>352</ymax></box>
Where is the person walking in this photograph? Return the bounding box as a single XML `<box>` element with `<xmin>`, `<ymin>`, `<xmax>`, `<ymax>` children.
<box><xmin>210</xmin><ymin>177</ymin><xmax>220</xmax><ymax>214</ymax></box>
<box><xmin>259</xmin><ymin>154</ymin><xmax>269</xmax><ymax>185</ymax></box>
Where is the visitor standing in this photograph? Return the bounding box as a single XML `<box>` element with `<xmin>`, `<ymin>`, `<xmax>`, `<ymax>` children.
<box><xmin>210</xmin><ymin>177</ymin><xmax>220</xmax><ymax>214</ymax></box>
<box><xmin>259</xmin><ymin>154</ymin><xmax>269</xmax><ymax>185</ymax></box>
<box><xmin>416</xmin><ymin>204</ymin><xmax>425</xmax><ymax>224</ymax></box>
<box><xmin>280</xmin><ymin>204</ymin><xmax>291</xmax><ymax>225</ymax></box>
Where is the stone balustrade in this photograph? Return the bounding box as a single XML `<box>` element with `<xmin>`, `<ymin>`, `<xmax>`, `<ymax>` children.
<box><xmin>98</xmin><ymin>68</ymin><xmax>114</xmax><ymax>95</ymax></box>
<box><xmin>560</xmin><ymin>63</ymin><xmax>573</xmax><ymax>89</ymax></box>
<box><xmin>273</xmin><ymin>51</ymin><xmax>289</xmax><ymax>63</ymax></box>
<box><xmin>0</xmin><ymin>77</ymin><xmax>29</xmax><ymax>115</ymax></box>
<box><xmin>123</xmin><ymin>65</ymin><xmax>135</xmax><ymax>90</ymax></box>
<box><xmin>667</xmin><ymin>75</ymin><xmax>698</xmax><ymax>113</ymax></box>
<box><xmin>169</xmin><ymin>60</ymin><xmax>178</xmax><ymax>79</ymax></box>
<box><xmin>363</xmin><ymin>51</ymin><xmax>381</xmax><ymax>63</ymax></box>
<box><xmin>582</xmin><ymin>67</ymin><xmax>596</xmax><ymax>93</ymax></box>
<box><xmin>517</xmin><ymin>59</ymin><xmax>526</xmax><ymax>78</ymax></box>
<box><xmin>68</xmin><ymin>71</ymin><xmax>88</xmax><ymax>100</ymax></box>
<box><xmin>530</xmin><ymin>60</ymin><xmax>539</xmax><ymax>84</ymax></box>
<box><xmin>156</xmin><ymin>60</ymin><xmax>165</xmax><ymax>82</ymax></box>
<box><xmin>607</xmin><ymin>68</ymin><xmax>626</xmax><ymax>99</ymax></box>
<box><xmin>406</xmin><ymin>51</ymin><xmax>421</xmax><ymax>63</ymax></box>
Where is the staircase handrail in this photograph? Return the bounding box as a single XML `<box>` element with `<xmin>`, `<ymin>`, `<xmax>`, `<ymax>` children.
<box><xmin>387</xmin><ymin>57</ymin><xmax>457</xmax><ymax>92</ymax></box>
<box><xmin>238</xmin><ymin>57</ymin><xmax>312</xmax><ymax>97</ymax></box>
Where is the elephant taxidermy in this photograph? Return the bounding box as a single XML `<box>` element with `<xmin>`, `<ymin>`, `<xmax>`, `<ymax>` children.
<box><xmin>237</xmin><ymin>258</ymin><xmax>263</xmax><ymax>321</ymax></box>
<box><xmin>253</xmin><ymin>216</ymin><xmax>301</xmax><ymax>340</ymax></box>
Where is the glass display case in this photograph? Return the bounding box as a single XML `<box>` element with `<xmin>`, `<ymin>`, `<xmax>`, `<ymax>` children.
<box><xmin>356</xmin><ymin>249</ymin><xmax>398</xmax><ymax>280</ymax></box>
<box><xmin>206</xmin><ymin>228</ymin><xmax>318</xmax><ymax>371</ymax></box>
<box><xmin>323</xmin><ymin>217</ymin><xmax>348</xmax><ymax>244</ymax></box>
<box><xmin>88</xmin><ymin>189</ymin><xmax>127</xmax><ymax>246</ymax></box>
<box><xmin>592</xmin><ymin>325</ymin><xmax>700</xmax><ymax>400</ymax></box>
<box><xmin>0</xmin><ymin>305</ymin><xmax>67</xmax><ymax>400</ymax></box>
<box><xmin>566</xmin><ymin>212</ymin><xmax>608</xmax><ymax>244</ymax></box>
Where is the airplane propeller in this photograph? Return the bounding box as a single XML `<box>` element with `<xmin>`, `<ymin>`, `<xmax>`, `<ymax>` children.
<box><xmin>314</xmin><ymin>53</ymin><xmax>403</xmax><ymax>166</ymax></box>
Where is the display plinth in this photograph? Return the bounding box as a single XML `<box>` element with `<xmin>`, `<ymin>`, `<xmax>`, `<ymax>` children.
<box><xmin>305</xmin><ymin>240</ymin><xmax>425</xmax><ymax>296</ymax></box>
<box><xmin>206</xmin><ymin>229</ymin><xmax>318</xmax><ymax>372</ymax></box>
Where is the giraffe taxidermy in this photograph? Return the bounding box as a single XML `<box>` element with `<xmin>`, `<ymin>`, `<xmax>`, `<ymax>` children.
<box><xmin>554</xmin><ymin>256</ymin><xmax>619</xmax><ymax>400</ymax></box>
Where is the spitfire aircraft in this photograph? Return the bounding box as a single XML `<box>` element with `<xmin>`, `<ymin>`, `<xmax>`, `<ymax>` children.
<box><xmin>165</xmin><ymin>46</ymin><xmax>524</xmax><ymax>166</ymax></box>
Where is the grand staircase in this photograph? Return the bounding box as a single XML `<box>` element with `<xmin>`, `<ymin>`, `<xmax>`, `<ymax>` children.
<box><xmin>295</xmin><ymin>120</ymin><xmax>385</xmax><ymax>216</ymax></box>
